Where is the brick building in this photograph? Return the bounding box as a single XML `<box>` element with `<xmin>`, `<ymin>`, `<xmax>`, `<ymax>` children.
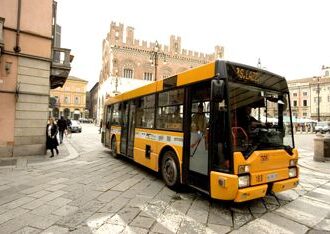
<box><xmin>97</xmin><ymin>22</ymin><xmax>224</xmax><ymax>122</ymax></box>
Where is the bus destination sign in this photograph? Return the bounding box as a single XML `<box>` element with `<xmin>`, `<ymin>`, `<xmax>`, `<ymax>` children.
<box><xmin>234</xmin><ymin>67</ymin><xmax>259</xmax><ymax>82</ymax></box>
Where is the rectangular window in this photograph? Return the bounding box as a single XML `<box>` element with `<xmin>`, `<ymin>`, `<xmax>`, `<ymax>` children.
<box><xmin>303</xmin><ymin>92</ymin><xmax>308</xmax><ymax>96</ymax></box>
<box><xmin>64</xmin><ymin>96</ymin><xmax>70</xmax><ymax>104</ymax></box>
<box><xmin>143</xmin><ymin>72</ymin><xmax>153</xmax><ymax>81</ymax></box>
<box><xmin>111</xmin><ymin>103</ymin><xmax>120</xmax><ymax>125</ymax></box>
<box><xmin>293</xmin><ymin>100</ymin><xmax>297</xmax><ymax>106</ymax></box>
<box><xmin>158</xmin><ymin>89</ymin><xmax>184</xmax><ymax>106</ymax></box>
<box><xmin>293</xmin><ymin>93</ymin><xmax>297</xmax><ymax>97</ymax></box>
<box><xmin>74</xmin><ymin>97</ymin><xmax>80</xmax><ymax>105</ymax></box>
<box><xmin>303</xmin><ymin>112</ymin><xmax>307</xmax><ymax>117</ymax></box>
<box><xmin>136</xmin><ymin>95</ymin><xmax>155</xmax><ymax>129</ymax></box>
<box><xmin>123</xmin><ymin>69</ymin><xmax>133</xmax><ymax>78</ymax></box>
<box><xmin>157</xmin><ymin>88</ymin><xmax>184</xmax><ymax>131</ymax></box>
<box><xmin>303</xmin><ymin>100</ymin><xmax>307</xmax><ymax>106</ymax></box>
<box><xmin>106</xmin><ymin>106</ymin><xmax>112</xmax><ymax>128</ymax></box>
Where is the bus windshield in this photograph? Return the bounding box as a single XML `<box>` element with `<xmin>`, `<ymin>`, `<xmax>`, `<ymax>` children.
<box><xmin>229</xmin><ymin>82</ymin><xmax>294</xmax><ymax>156</ymax></box>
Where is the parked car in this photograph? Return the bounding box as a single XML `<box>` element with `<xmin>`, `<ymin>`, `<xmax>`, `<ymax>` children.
<box><xmin>79</xmin><ymin>118</ymin><xmax>93</xmax><ymax>123</ymax></box>
<box><xmin>315</xmin><ymin>121</ymin><xmax>330</xmax><ymax>134</ymax></box>
<box><xmin>69</xmin><ymin>120</ymin><xmax>82</xmax><ymax>133</ymax></box>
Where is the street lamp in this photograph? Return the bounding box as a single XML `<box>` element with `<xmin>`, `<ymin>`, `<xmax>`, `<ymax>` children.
<box><xmin>150</xmin><ymin>41</ymin><xmax>167</xmax><ymax>81</ymax></box>
<box><xmin>112</xmin><ymin>69</ymin><xmax>120</xmax><ymax>95</ymax></box>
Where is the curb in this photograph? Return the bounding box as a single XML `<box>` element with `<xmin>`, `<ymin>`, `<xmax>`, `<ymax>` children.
<box><xmin>298</xmin><ymin>159</ymin><xmax>330</xmax><ymax>174</ymax></box>
<box><xmin>0</xmin><ymin>140</ymin><xmax>79</xmax><ymax>169</ymax></box>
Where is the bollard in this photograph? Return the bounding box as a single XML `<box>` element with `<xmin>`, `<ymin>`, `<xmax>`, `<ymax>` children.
<box><xmin>314</xmin><ymin>133</ymin><xmax>325</xmax><ymax>162</ymax></box>
<box><xmin>324</xmin><ymin>133</ymin><xmax>330</xmax><ymax>160</ymax></box>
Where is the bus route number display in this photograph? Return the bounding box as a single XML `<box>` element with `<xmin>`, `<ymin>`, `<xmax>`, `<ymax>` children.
<box><xmin>235</xmin><ymin>67</ymin><xmax>258</xmax><ymax>82</ymax></box>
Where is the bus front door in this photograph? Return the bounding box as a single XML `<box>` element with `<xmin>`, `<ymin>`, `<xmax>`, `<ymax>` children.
<box><xmin>186</xmin><ymin>81</ymin><xmax>211</xmax><ymax>192</ymax></box>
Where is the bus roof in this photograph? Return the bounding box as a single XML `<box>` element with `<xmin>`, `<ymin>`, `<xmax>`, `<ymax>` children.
<box><xmin>105</xmin><ymin>60</ymin><xmax>288</xmax><ymax>105</ymax></box>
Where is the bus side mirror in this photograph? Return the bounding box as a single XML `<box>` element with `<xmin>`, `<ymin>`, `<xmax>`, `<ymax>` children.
<box><xmin>211</xmin><ymin>79</ymin><xmax>225</xmax><ymax>102</ymax></box>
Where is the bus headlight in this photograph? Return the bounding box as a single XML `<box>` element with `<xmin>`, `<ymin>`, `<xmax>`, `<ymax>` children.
<box><xmin>238</xmin><ymin>175</ymin><xmax>250</xmax><ymax>188</ymax></box>
<box><xmin>289</xmin><ymin>167</ymin><xmax>297</xmax><ymax>178</ymax></box>
<box><xmin>238</xmin><ymin>165</ymin><xmax>250</xmax><ymax>174</ymax></box>
<box><xmin>289</xmin><ymin>159</ymin><xmax>297</xmax><ymax>167</ymax></box>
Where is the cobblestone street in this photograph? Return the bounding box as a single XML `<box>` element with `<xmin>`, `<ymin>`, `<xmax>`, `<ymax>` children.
<box><xmin>0</xmin><ymin>124</ymin><xmax>329</xmax><ymax>233</ymax></box>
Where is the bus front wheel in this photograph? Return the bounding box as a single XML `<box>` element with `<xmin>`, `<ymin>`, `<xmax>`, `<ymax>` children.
<box><xmin>161</xmin><ymin>151</ymin><xmax>180</xmax><ymax>189</ymax></box>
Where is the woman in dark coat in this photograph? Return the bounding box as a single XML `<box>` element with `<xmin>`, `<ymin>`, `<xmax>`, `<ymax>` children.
<box><xmin>46</xmin><ymin>118</ymin><xmax>59</xmax><ymax>157</ymax></box>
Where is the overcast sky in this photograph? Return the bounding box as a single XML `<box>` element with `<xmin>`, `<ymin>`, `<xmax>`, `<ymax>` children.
<box><xmin>56</xmin><ymin>0</ymin><xmax>330</xmax><ymax>89</ymax></box>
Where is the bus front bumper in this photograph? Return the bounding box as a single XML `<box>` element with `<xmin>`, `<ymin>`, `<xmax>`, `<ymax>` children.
<box><xmin>234</xmin><ymin>184</ymin><xmax>267</xmax><ymax>202</ymax></box>
<box><xmin>271</xmin><ymin>177</ymin><xmax>299</xmax><ymax>193</ymax></box>
<box><xmin>210</xmin><ymin>172</ymin><xmax>299</xmax><ymax>202</ymax></box>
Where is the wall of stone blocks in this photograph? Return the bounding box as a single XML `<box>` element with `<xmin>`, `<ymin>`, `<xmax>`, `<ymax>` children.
<box><xmin>13</xmin><ymin>57</ymin><xmax>50</xmax><ymax>156</ymax></box>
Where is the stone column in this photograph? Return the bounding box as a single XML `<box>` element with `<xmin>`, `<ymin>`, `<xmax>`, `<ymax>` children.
<box><xmin>314</xmin><ymin>133</ymin><xmax>325</xmax><ymax>162</ymax></box>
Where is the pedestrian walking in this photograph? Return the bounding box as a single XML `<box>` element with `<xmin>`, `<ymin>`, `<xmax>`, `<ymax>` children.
<box><xmin>46</xmin><ymin>118</ymin><xmax>59</xmax><ymax>157</ymax></box>
<box><xmin>57</xmin><ymin>116</ymin><xmax>67</xmax><ymax>144</ymax></box>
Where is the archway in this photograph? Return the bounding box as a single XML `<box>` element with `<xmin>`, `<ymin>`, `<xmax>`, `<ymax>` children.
<box><xmin>73</xmin><ymin>109</ymin><xmax>80</xmax><ymax>120</ymax></box>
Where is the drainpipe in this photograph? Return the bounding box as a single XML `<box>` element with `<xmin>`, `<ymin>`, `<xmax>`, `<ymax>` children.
<box><xmin>13</xmin><ymin>0</ymin><xmax>22</xmax><ymax>53</ymax></box>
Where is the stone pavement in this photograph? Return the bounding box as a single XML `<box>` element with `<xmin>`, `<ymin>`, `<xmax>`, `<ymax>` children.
<box><xmin>0</xmin><ymin>126</ymin><xmax>329</xmax><ymax>234</ymax></box>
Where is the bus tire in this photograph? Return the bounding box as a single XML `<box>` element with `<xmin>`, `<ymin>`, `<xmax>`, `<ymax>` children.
<box><xmin>110</xmin><ymin>137</ymin><xmax>119</xmax><ymax>158</ymax></box>
<box><xmin>161</xmin><ymin>150</ymin><xmax>180</xmax><ymax>190</ymax></box>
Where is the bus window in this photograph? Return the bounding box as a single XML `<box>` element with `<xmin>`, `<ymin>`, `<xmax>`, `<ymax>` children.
<box><xmin>157</xmin><ymin>88</ymin><xmax>184</xmax><ymax>131</ymax></box>
<box><xmin>136</xmin><ymin>95</ymin><xmax>155</xmax><ymax>129</ymax></box>
<box><xmin>111</xmin><ymin>103</ymin><xmax>120</xmax><ymax>125</ymax></box>
<box><xmin>157</xmin><ymin>105</ymin><xmax>183</xmax><ymax>131</ymax></box>
<box><xmin>106</xmin><ymin>105</ymin><xmax>112</xmax><ymax>129</ymax></box>
<box><xmin>229</xmin><ymin>82</ymin><xmax>293</xmax><ymax>155</ymax></box>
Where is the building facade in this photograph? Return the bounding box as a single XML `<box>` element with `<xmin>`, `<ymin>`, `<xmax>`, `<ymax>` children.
<box><xmin>89</xmin><ymin>82</ymin><xmax>99</xmax><ymax>120</ymax></box>
<box><xmin>97</xmin><ymin>22</ymin><xmax>225</xmax><ymax>122</ymax></box>
<box><xmin>50</xmin><ymin>76</ymin><xmax>88</xmax><ymax>120</ymax></box>
<box><xmin>0</xmin><ymin>0</ymin><xmax>71</xmax><ymax>157</ymax></box>
<box><xmin>288</xmin><ymin>66</ymin><xmax>330</xmax><ymax>121</ymax></box>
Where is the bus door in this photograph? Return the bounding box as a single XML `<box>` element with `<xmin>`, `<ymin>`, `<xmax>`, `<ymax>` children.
<box><xmin>186</xmin><ymin>81</ymin><xmax>211</xmax><ymax>192</ymax></box>
<box><xmin>120</xmin><ymin>102</ymin><xmax>129</xmax><ymax>155</ymax></box>
<box><xmin>127</xmin><ymin>101</ymin><xmax>136</xmax><ymax>158</ymax></box>
<box><xmin>120</xmin><ymin>101</ymin><xmax>136</xmax><ymax>158</ymax></box>
<box><xmin>104</xmin><ymin>105</ymin><xmax>112</xmax><ymax>147</ymax></box>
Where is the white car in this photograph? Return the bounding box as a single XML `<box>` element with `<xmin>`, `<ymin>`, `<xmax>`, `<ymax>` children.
<box><xmin>315</xmin><ymin>121</ymin><xmax>330</xmax><ymax>134</ymax></box>
<box><xmin>69</xmin><ymin>120</ymin><xmax>82</xmax><ymax>133</ymax></box>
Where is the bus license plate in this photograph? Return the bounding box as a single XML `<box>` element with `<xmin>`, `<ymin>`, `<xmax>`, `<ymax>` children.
<box><xmin>267</xmin><ymin>173</ymin><xmax>277</xmax><ymax>182</ymax></box>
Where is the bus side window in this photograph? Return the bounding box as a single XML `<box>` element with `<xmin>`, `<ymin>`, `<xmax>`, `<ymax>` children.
<box><xmin>136</xmin><ymin>95</ymin><xmax>155</xmax><ymax>129</ymax></box>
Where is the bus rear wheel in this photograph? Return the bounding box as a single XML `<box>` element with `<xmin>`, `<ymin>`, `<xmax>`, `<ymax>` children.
<box><xmin>110</xmin><ymin>138</ymin><xmax>118</xmax><ymax>158</ymax></box>
<box><xmin>161</xmin><ymin>151</ymin><xmax>180</xmax><ymax>189</ymax></box>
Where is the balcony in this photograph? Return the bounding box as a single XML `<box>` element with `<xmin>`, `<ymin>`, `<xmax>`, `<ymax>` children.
<box><xmin>0</xmin><ymin>17</ymin><xmax>5</xmax><ymax>55</ymax></box>
<box><xmin>50</xmin><ymin>47</ymin><xmax>73</xmax><ymax>89</ymax></box>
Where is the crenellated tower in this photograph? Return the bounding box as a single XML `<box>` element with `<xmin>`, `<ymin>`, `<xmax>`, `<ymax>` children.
<box><xmin>109</xmin><ymin>22</ymin><xmax>124</xmax><ymax>45</ymax></box>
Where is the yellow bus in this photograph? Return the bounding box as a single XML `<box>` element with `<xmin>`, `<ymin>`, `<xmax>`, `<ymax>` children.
<box><xmin>102</xmin><ymin>60</ymin><xmax>299</xmax><ymax>202</ymax></box>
